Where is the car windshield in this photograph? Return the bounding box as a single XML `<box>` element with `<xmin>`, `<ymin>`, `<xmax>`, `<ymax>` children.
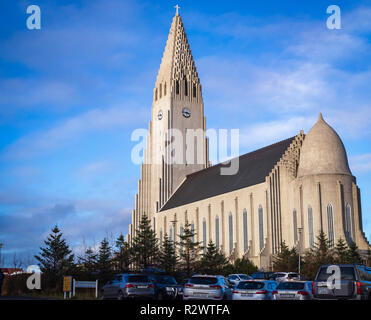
<box><xmin>275</xmin><ymin>273</ymin><xmax>286</xmax><ymax>277</ymax></box>
<box><xmin>237</xmin><ymin>281</ymin><xmax>265</xmax><ymax>289</ymax></box>
<box><xmin>238</xmin><ymin>275</ymin><xmax>248</xmax><ymax>280</ymax></box>
<box><xmin>190</xmin><ymin>277</ymin><xmax>218</xmax><ymax>285</ymax></box>
<box><xmin>316</xmin><ymin>267</ymin><xmax>356</xmax><ymax>281</ymax></box>
<box><xmin>155</xmin><ymin>275</ymin><xmax>177</xmax><ymax>285</ymax></box>
<box><xmin>277</xmin><ymin>282</ymin><xmax>305</xmax><ymax>290</ymax></box>
<box><xmin>127</xmin><ymin>275</ymin><xmax>149</xmax><ymax>283</ymax></box>
<box><xmin>288</xmin><ymin>273</ymin><xmax>300</xmax><ymax>278</ymax></box>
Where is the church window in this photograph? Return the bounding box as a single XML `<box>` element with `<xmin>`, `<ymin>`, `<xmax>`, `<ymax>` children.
<box><xmin>164</xmin><ymin>82</ymin><xmax>167</xmax><ymax>96</ymax></box>
<box><xmin>327</xmin><ymin>204</ymin><xmax>334</xmax><ymax>247</ymax></box>
<box><xmin>259</xmin><ymin>206</ymin><xmax>264</xmax><ymax>251</ymax></box>
<box><xmin>203</xmin><ymin>218</ymin><xmax>207</xmax><ymax>253</ymax></box>
<box><xmin>293</xmin><ymin>209</ymin><xmax>298</xmax><ymax>243</ymax></box>
<box><xmin>243</xmin><ymin>209</ymin><xmax>248</xmax><ymax>253</ymax></box>
<box><xmin>184</xmin><ymin>77</ymin><xmax>188</xmax><ymax>96</ymax></box>
<box><xmin>345</xmin><ymin>204</ymin><xmax>352</xmax><ymax>241</ymax></box>
<box><xmin>170</xmin><ymin>226</ymin><xmax>173</xmax><ymax>242</ymax></box>
<box><xmin>229</xmin><ymin>212</ymin><xmax>233</xmax><ymax>254</ymax></box>
<box><xmin>215</xmin><ymin>215</ymin><xmax>220</xmax><ymax>250</ymax></box>
<box><xmin>160</xmin><ymin>83</ymin><xmax>162</xmax><ymax>98</ymax></box>
<box><xmin>176</xmin><ymin>80</ymin><xmax>180</xmax><ymax>94</ymax></box>
<box><xmin>191</xmin><ymin>221</ymin><xmax>195</xmax><ymax>243</ymax></box>
<box><xmin>155</xmin><ymin>88</ymin><xmax>158</xmax><ymax>101</ymax></box>
<box><xmin>180</xmin><ymin>224</ymin><xmax>184</xmax><ymax>253</ymax></box>
<box><xmin>308</xmin><ymin>206</ymin><xmax>314</xmax><ymax>247</ymax></box>
<box><xmin>193</xmin><ymin>84</ymin><xmax>197</xmax><ymax>98</ymax></box>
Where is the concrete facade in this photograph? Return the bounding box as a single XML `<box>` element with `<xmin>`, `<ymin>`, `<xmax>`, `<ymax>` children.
<box><xmin>128</xmin><ymin>12</ymin><xmax>370</xmax><ymax>270</ymax></box>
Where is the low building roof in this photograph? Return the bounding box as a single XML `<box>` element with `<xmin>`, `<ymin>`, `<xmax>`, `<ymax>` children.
<box><xmin>160</xmin><ymin>136</ymin><xmax>295</xmax><ymax>211</ymax></box>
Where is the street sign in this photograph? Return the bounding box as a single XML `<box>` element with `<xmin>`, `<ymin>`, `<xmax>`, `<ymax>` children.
<box><xmin>63</xmin><ymin>276</ymin><xmax>72</xmax><ymax>293</ymax></box>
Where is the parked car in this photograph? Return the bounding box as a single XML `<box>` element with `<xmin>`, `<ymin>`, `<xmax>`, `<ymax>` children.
<box><xmin>101</xmin><ymin>274</ymin><xmax>155</xmax><ymax>300</ymax></box>
<box><xmin>250</xmin><ymin>272</ymin><xmax>274</xmax><ymax>280</ymax></box>
<box><xmin>147</xmin><ymin>273</ymin><xmax>183</xmax><ymax>300</ymax></box>
<box><xmin>312</xmin><ymin>264</ymin><xmax>371</xmax><ymax>300</ymax></box>
<box><xmin>272</xmin><ymin>281</ymin><xmax>312</xmax><ymax>300</ymax></box>
<box><xmin>232</xmin><ymin>280</ymin><xmax>278</xmax><ymax>300</ymax></box>
<box><xmin>228</xmin><ymin>274</ymin><xmax>251</xmax><ymax>286</ymax></box>
<box><xmin>271</xmin><ymin>272</ymin><xmax>301</xmax><ymax>282</ymax></box>
<box><xmin>183</xmin><ymin>275</ymin><xmax>233</xmax><ymax>300</ymax></box>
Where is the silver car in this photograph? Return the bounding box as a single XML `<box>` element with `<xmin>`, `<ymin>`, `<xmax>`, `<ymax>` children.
<box><xmin>232</xmin><ymin>280</ymin><xmax>278</xmax><ymax>300</ymax></box>
<box><xmin>272</xmin><ymin>281</ymin><xmax>313</xmax><ymax>300</ymax></box>
<box><xmin>183</xmin><ymin>275</ymin><xmax>233</xmax><ymax>300</ymax></box>
<box><xmin>101</xmin><ymin>274</ymin><xmax>155</xmax><ymax>300</ymax></box>
<box><xmin>272</xmin><ymin>272</ymin><xmax>301</xmax><ymax>282</ymax></box>
<box><xmin>228</xmin><ymin>274</ymin><xmax>251</xmax><ymax>286</ymax></box>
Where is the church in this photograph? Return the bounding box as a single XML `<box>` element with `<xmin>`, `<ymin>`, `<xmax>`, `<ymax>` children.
<box><xmin>127</xmin><ymin>10</ymin><xmax>370</xmax><ymax>270</ymax></box>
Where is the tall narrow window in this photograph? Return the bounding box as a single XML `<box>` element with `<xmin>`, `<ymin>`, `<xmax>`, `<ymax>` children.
<box><xmin>180</xmin><ymin>224</ymin><xmax>184</xmax><ymax>253</ymax></box>
<box><xmin>170</xmin><ymin>226</ymin><xmax>173</xmax><ymax>243</ymax></box>
<box><xmin>243</xmin><ymin>209</ymin><xmax>248</xmax><ymax>253</ymax></box>
<box><xmin>229</xmin><ymin>212</ymin><xmax>233</xmax><ymax>254</ymax></box>
<box><xmin>159</xmin><ymin>83</ymin><xmax>162</xmax><ymax>98</ymax></box>
<box><xmin>193</xmin><ymin>84</ymin><xmax>197</xmax><ymax>98</ymax></box>
<box><xmin>293</xmin><ymin>209</ymin><xmax>298</xmax><ymax>243</ymax></box>
<box><xmin>345</xmin><ymin>204</ymin><xmax>352</xmax><ymax>242</ymax></box>
<box><xmin>191</xmin><ymin>221</ymin><xmax>195</xmax><ymax>243</ymax></box>
<box><xmin>203</xmin><ymin>219</ymin><xmax>207</xmax><ymax>253</ymax></box>
<box><xmin>155</xmin><ymin>88</ymin><xmax>158</xmax><ymax>101</ymax></box>
<box><xmin>327</xmin><ymin>204</ymin><xmax>334</xmax><ymax>247</ymax></box>
<box><xmin>184</xmin><ymin>77</ymin><xmax>188</xmax><ymax>96</ymax></box>
<box><xmin>176</xmin><ymin>80</ymin><xmax>179</xmax><ymax>94</ymax></box>
<box><xmin>308</xmin><ymin>206</ymin><xmax>314</xmax><ymax>247</ymax></box>
<box><xmin>215</xmin><ymin>215</ymin><xmax>220</xmax><ymax>250</ymax></box>
<box><xmin>164</xmin><ymin>82</ymin><xmax>167</xmax><ymax>96</ymax></box>
<box><xmin>259</xmin><ymin>206</ymin><xmax>264</xmax><ymax>251</ymax></box>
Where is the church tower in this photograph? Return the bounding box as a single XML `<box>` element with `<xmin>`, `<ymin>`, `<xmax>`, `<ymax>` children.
<box><xmin>129</xmin><ymin>9</ymin><xmax>209</xmax><ymax>240</ymax></box>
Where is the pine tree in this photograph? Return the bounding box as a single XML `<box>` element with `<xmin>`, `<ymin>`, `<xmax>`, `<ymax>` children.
<box><xmin>78</xmin><ymin>247</ymin><xmax>98</xmax><ymax>274</ymax></box>
<box><xmin>113</xmin><ymin>234</ymin><xmax>131</xmax><ymax>272</ymax></box>
<box><xmin>178</xmin><ymin>222</ymin><xmax>202</xmax><ymax>277</ymax></box>
<box><xmin>97</xmin><ymin>238</ymin><xmax>112</xmax><ymax>275</ymax></box>
<box><xmin>158</xmin><ymin>233</ymin><xmax>178</xmax><ymax>274</ymax></box>
<box><xmin>199</xmin><ymin>241</ymin><xmax>229</xmax><ymax>275</ymax></box>
<box><xmin>34</xmin><ymin>225</ymin><xmax>75</xmax><ymax>289</ymax></box>
<box><xmin>347</xmin><ymin>241</ymin><xmax>363</xmax><ymax>264</ymax></box>
<box><xmin>233</xmin><ymin>257</ymin><xmax>259</xmax><ymax>275</ymax></box>
<box><xmin>131</xmin><ymin>214</ymin><xmax>159</xmax><ymax>270</ymax></box>
<box><xmin>302</xmin><ymin>231</ymin><xmax>335</xmax><ymax>280</ymax></box>
<box><xmin>334</xmin><ymin>238</ymin><xmax>348</xmax><ymax>263</ymax></box>
<box><xmin>272</xmin><ymin>242</ymin><xmax>299</xmax><ymax>272</ymax></box>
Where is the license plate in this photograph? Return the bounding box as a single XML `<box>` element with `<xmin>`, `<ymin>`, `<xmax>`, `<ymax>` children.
<box><xmin>242</xmin><ymin>293</ymin><xmax>253</xmax><ymax>297</ymax></box>
<box><xmin>195</xmin><ymin>293</ymin><xmax>208</xmax><ymax>296</ymax></box>
<box><xmin>282</xmin><ymin>294</ymin><xmax>295</xmax><ymax>298</ymax></box>
<box><xmin>318</xmin><ymin>287</ymin><xmax>328</xmax><ymax>294</ymax></box>
<box><xmin>137</xmin><ymin>286</ymin><xmax>147</xmax><ymax>289</ymax></box>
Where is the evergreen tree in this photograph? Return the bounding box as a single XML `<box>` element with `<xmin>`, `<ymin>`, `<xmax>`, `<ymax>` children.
<box><xmin>232</xmin><ymin>256</ymin><xmax>258</xmax><ymax>276</ymax></box>
<box><xmin>272</xmin><ymin>242</ymin><xmax>299</xmax><ymax>272</ymax></box>
<box><xmin>158</xmin><ymin>233</ymin><xmax>178</xmax><ymax>274</ymax></box>
<box><xmin>78</xmin><ymin>247</ymin><xmax>98</xmax><ymax>274</ymax></box>
<box><xmin>131</xmin><ymin>214</ymin><xmax>159</xmax><ymax>270</ymax></box>
<box><xmin>334</xmin><ymin>238</ymin><xmax>348</xmax><ymax>264</ymax></box>
<box><xmin>199</xmin><ymin>241</ymin><xmax>229</xmax><ymax>275</ymax></box>
<box><xmin>347</xmin><ymin>241</ymin><xmax>363</xmax><ymax>264</ymax></box>
<box><xmin>97</xmin><ymin>238</ymin><xmax>112</xmax><ymax>275</ymax></box>
<box><xmin>34</xmin><ymin>225</ymin><xmax>75</xmax><ymax>289</ymax></box>
<box><xmin>113</xmin><ymin>234</ymin><xmax>131</xmax><ymax>272</ymax></box>
<box><xmin>178</xmin><ymin>222</ymin><xmax>202</xmax><ymax>277</ymax></box>
<box><xmin>302</xmin><ymin>231</ymin><xmax>335</xmax><ymax>280</ymax></box>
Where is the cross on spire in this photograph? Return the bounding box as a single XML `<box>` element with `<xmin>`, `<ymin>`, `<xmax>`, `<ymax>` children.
<box><xmin>174</xmin><ymin>4</ymin><xmax>180</xmax><ymax>16</ymax></box>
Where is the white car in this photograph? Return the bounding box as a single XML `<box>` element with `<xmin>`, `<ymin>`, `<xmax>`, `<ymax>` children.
<box><xmin>272</xmin><ymin>272</ymin><xmax>300</xmax><ymax>282</ymax></box>
<box><xmin>232</xmin><ymin>280</ymin><xmax>278</xmax><ymax>300</ymax></box>
<box><xmin>227</xmin><ymin>274</ymin><xmax>251</xmax><ymax>286</ymax></box>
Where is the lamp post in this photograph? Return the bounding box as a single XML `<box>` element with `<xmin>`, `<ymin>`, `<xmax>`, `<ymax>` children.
<box><xmin>298</xmin><ymin>228</ymin><xmax>303</xmax><ymax>275</ymax></box>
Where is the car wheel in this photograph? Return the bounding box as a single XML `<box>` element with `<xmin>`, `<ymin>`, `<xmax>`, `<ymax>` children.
<box><xmin>117</xmin><ymin>290</ymin><xmax>125</xmax><ymax>301</ymax></box>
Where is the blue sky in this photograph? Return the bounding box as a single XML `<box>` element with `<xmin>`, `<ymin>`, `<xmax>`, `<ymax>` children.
<box><xmin>0</xmin><ymin>0</ymin><xmax>370</xmax><ymax>266</ymax></box>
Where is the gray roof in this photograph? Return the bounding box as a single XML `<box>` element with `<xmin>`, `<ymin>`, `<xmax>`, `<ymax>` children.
<box><xmin>160</xmin><ymin>137</ymin><xmax>295</xmax><ymax>211</ymax></box>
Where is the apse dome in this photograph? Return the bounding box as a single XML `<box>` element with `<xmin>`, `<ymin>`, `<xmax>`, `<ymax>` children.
<box><xmin>297</xmin><ymin>113</ymin><xmax>352</xmax><ymax>178</ymax></box>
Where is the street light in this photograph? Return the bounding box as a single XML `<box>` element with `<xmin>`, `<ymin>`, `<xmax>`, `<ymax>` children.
<box><xmin>298</xmin><ymin>228</ymin><xmax>303</xmax><ymax>275</ymax></box>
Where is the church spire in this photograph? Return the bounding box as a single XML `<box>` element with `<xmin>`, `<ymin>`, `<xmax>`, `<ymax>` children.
<box><xmin>155</xmin><ymin>9</ymin><xmax>201</xmax><ymax>98</ymax></box>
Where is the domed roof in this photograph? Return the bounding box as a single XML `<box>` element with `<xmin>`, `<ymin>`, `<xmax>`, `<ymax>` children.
<box><xmin>297</xmin><ymin>113</ymin><xmax>352</xmax><ymax>178</ymax></box>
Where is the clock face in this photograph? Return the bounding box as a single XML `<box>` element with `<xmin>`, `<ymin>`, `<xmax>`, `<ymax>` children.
<box><xmin>182</xmin><ymin>107</ymin><xmax>191</xmax><ymax>118</ymax></box>
<box><xmin>158</xmin><ymin>110</ymin><xmax>163</xmax><ymax>120</ymax></box>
